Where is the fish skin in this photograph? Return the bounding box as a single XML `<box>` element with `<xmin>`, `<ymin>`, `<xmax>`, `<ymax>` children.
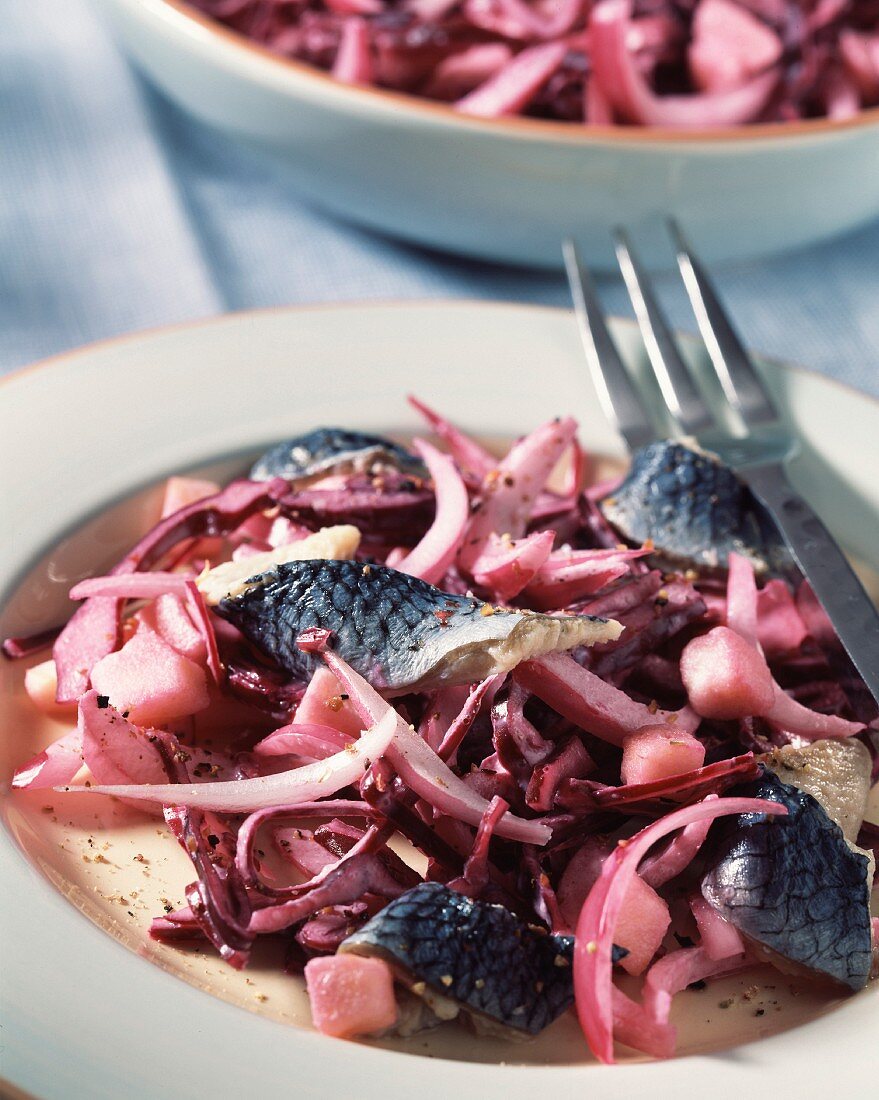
<box><xmin>600</xmin><ymin>440</ymin><xmax>784</xmax><ymax>574</ymax></box>
<box><xmin>701</xmin><ymin>767</ymin><xmax>873</xmax><ymax>991</ymax></box>
<box><xmin>339</xmin><ymin>882</ymin><xmax>576</xmax><ymax>1036</ymax></box>
<box><xmin>250</xmin><ymin>428</ymin><xmax>427</xmax><ymax>483</ymax></box>
<box><xmin>216</xmin><ymin>560</ymin><xmax>619</xmax><ymax>694</ymax></box>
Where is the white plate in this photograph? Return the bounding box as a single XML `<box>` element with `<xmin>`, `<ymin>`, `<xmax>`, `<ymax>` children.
<box><xmin>1</xmin><ymin>302</ymin><xmax>877</xmax><ymax>1100</ymax></box>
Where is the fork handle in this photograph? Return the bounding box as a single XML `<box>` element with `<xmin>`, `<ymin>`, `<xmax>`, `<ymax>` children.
<box><xmin>740</xmin><ymin>463</ymin><xmax>879</xmax><ymax>708</ymax></box>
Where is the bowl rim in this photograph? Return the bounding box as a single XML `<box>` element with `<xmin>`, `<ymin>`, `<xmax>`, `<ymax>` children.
<box><xmin>149</xmin><ymin>0</ymin><xmax>879</xmax><ymax>145</ymax></box>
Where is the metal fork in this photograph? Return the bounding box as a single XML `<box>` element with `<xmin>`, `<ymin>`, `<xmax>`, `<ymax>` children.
<box><xmin>563</xmin><ymin>227</ymin><xmax>879</xmax><ymax>708</ymax></box>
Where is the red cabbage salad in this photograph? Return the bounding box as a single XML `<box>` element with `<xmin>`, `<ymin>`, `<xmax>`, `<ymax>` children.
<box><xmin>188</xmin><ymin>0</ymin><xmax>879</xmax><ymax>127</ymax></box>
<box><xmin>7</xmin><ymin>399</ymin><xmax>878</xmax><ymax>1062</ymax></box>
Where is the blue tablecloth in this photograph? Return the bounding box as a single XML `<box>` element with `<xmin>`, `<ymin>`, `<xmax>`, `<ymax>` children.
<box><xmin>3</xmin><ymin>0</ymin><xmax>879</xmax><ymax>397</ymax></box>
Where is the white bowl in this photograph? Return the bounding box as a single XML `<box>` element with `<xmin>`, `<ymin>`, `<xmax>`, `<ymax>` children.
<box><xmin>94</xmin><ymin>0</ymin><xmax>879</xmax><ymax>269</ymax></box>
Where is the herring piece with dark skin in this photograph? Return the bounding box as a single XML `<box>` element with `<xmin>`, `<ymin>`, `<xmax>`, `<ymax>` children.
<box><xmin>339</xmin><ymin>882</ymin><xmax>577</xmax><ymax>1037</ymax></box>
<box><xmin>250</xmin><ymin>428</ymin><xmax>427</xmax><ymax>484</ymax></box>
<box><xmin>216</xmin><ymin>560</ymin><xmax>621</xmax><ymax>694</ymax></box>
<box><xmin>600</xmin><ymin>440</ymin><xmax>785</xmax><ymax>574</ymax></box>
<box><xmin>701</xmin><ymin>768</ymin><xmax>873</xmax><ymax>991</ymax></box>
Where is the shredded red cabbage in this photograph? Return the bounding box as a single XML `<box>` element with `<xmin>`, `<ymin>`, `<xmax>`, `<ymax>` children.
<box><xmin>188</xmin><ymin>0</ymin><xmax>879</xmax><ymax>126</ymax></box>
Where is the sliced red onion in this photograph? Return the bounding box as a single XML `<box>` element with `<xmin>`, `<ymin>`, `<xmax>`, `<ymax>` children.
<box><xmin>437</xmin><ymin>675</ymin><xmax>502</xmax><ymax>762</ymax></box>
<box><xmin>516</xmin><ymin>652</ymin><xmax>698</xmax><ymax>746</ymax></box>
<box><xmin>639</xmin><ymin>795</ymin><xmax>717</xmax><ymax>888</ymax></box>
<box><xmin>253</xmin><ymin>722</ymin><xmax>354</xmax><ymax>759</ymax></box>
<box><xmin>319</xmin><ymin>647</ymin><xmax>551</xmax><ymax>845</ymax></box>
<box><xmin>573</xmin><ymin>796</ymin><xmax>787</xmax><ymax>1063</ymax></box>
<box><xmin>642</xmin><ymin>945</ymin><xmax>749</xmax><ymax>1028</ymax></box>
<box><xmin>12</xmin><ymin>728</ymin><xmax>83</xmax><ymax>790</ymax></box>
<box><xmin>767</xmin><ymin>685</ymin><xmax>863</xmax><ymax>740</ymax></box>
<box><xmin>459</xmin><ymin>416</ymin><xmax>577</xmax><ymax>573</ymax></box>
<box><xmin>324</xmin><ymin>0</ymin><xmax>382</xmax><ymax>13</ymax></box>
<box><xmin>457</xmin><ymin>40</ymin><xmax>569</xmax><ymax>116</ymax></box>
<box><xmin>332</xmin><ymin>17</ymin><xmax>374</xmax><ymax>84</ymax></box>
<box><xmin>78</xmin><ymin>690</ymin><xmax>168</xmax><ymax>786</ymax></box>
<box><xmin>424</xmin><ymin>43</ymin><xmax>513</xmax><ymax>99</ymax></box>
<box><xmin>471</xmin><ymin>529</ymin><xmax>555</xmax><ymax>601</ymax></box>
<box><xmin>725</xmin><ymin>551</ymin><xmax>759</xmax><ymax>646</ymax></box>
<box><xmin>184</xmin><ymin>580</ymin><xmax>223</xmax><ymax>686</ymax></box>
<box><xmin>68</xmin><ymin>572</ymin><xmax>193</xmax><ymax>600</ymax></box>
<box><xmin>464</xmin><ymin>0</ymin><xmax>583</xmax><ymax>41</ymax></box>
<box><xmin>523</xmin><ymin>547</ymin><xmax>646</xmax><ymax>610</ymax></box>
<box><xmin>395</xmin><ymin>439</ymin><xmax>469</xmax><ymax>585</ymax></box>
<box><xmin>407</xmin><ymin>395</ymin><xmax>495</xmax><ymax>479</ymax></box>
<box><xmin>57</xmin><ymin>709</ymin><xmax>398</xmax><ymax>811</ymax></box>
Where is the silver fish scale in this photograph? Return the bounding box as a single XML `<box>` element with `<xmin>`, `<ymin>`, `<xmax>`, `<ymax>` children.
<box><xmin>340</xmin><ymin>882</ymin><xmax>575</xmax><ymax>1035</ymax></box>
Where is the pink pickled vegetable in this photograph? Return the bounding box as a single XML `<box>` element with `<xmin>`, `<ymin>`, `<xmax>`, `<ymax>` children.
<box><xmin>90</xmin><ymin>631</ymin><xmax>210</xmax><ymax>725</ymax></box>
<box><xmin>142</xmin><ymin>593</ymin><xmax>207</xmax><ymax>665</ymax></box>
<box><xmin>457</xmin><ymin>41</ymin><xmax>569</xmax><ymax>117</ymax></box>
<box><xmin>680</xmin><ymin>626</ymin><xmax>775</xmax><ymax>719</ymax></box>
<box><xmin>332</xmin><ymin>17</ymin><xmax>373</xmax><ymax>84</ymax></box>
<box><xmin>395</xmin><ymin>438</ymin><xmax>469</xmax><ymax>585</ymax></box>
<box><xmin>69</xmin><ymin>572</ymin><xmax>192</xmax><ymax>601</ymax></box>
<box><xmin>78</xmin><ymin>691</ymin><xmax>168</xmax><ymax>787</ymax></box>
<box><xmin>620</xmin><ymin>726</ymin><xmax>706</xmax><ymax>786</ymax></box>
<box><xmin>639</xmin><ymin>797</ymin><xmax>717</xmax><ymax>888</ymax></box>
<box><xmin>407</xmin><ymin>395</ymin><xmax>494</xmax><ymax>479</ymax></box>
<box><xmin>253</xmin><ymin>722</ymin><xmax>354</xmax><ymax>760</ymax></box>
<box><xmin>305</xmin><ymin>955</ymin><xmax>398</xmax><ymax>1038</ymax></box>
<box><xmin>590</xmin><ymin>0</ymin><xmax>779</xmax><ymax>128</ymax></box>
<box><xmin>756</xmin><ymin>579</ymin><xmax>809</xmax><ymax>658</ymax></box>
<box><xmin>470</xmin><ymin>530</ymin><xmax>555</xmax><ymax>600</ymax></box>
<box><xmin>642</xmin><ymin>946</ymin><xmax>748</xmax><ymax>1028</ymax></box>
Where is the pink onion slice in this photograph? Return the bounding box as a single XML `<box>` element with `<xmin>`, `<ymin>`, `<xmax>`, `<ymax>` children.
<box><xmin>725</xmin><ymin>551</ymin><xmax>759</xmax><ymax>646</ymax></box>
<box><xmin>57</xmin><ymin>709</ymin><xmax>398</xmax><ymax>811</ymax></box>
<box><xmin>639</xmin><ymin>794</ymin><xmax>717</xmax><ymax>888</ymax></box>
<box><xmin>407</xmin><ymin>395</ymin><xmax>495</xmax><ymax>479</ymax></box>
<box><xmin>459</xmin><ymin>416</ymin><xmax>577</xmax><ymax>573</ymax></box>
<box><xmin>573</xmin><ymin>796</ymin><xmax>786</xmax><ymax>1063</ymax></box>
<box><xmin>471</xmin><ymin>530</ymin><xmax>555</xmax><ymax>601</ymax></box>
<box><xmin>318</xmin><ymin>646</ymin><xmax>551</xmax><ymax>845</ymax></box>
<box><xmin>395</xmin><ymin>439</ymin><xmax>469</xmax><ymax>585</ymax></box>
<box><xmin>332</xmin><ymin>17</ymin><xmax>373</xmax><ymax>84</ymax></box>
<box><xmin>516</xmin><ymin>652</ymin><xmax>697</xmax><ymax>746</ymax></box>
<box><xmin>12</xmin><ymin>728</ymin><xmax>84</xmax><ymax>790</ymax></box>
<box><xmin>457</xmin><ymin>41</ymin><xmax>569</xmax><ymax>117</ymax></box>
<box><xmin>690</xmin><ymin>892</ymin><xmax>746</xmax><ymax>960</ymax></box>
<box><xmin>642</xmin><ymin>945</ymin><xmax>749</xmax><ymax>1028</ymax></box>
<box><xmin>253</xmin><ymin>722</ymin><xmax>354</xmax><ymax>759</ymax></box>
<box><xmin>69</xmin><ymin>572</ymin><xmax>193</xmax><ymax>600</ymax></box>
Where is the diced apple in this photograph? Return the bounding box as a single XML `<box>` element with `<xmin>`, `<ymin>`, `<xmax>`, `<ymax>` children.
<box><xmin>90</xmin><ymin>631</ymin><xmax>209</xmax><ymax>725</ymax></box>
<box><xmin>614</xmin><ymin>875</ymin><xmax>671</xmax><ymax>976</ymax></box>
<box><xmin>305</xmin><ymin>955</ymin><xmax>397</xmax><ymax>1039</ymax></box>
<box><xmin>558</xmin><ymin>839</ymin><xmax>670</xmax><ymax>975</ymax></box>
<box><xmin>295</xmin><ymin>667</ymin><xmax>364</xmax><ymax>739</ymax></box>
<box><xmin>689</xmin><ymin>0</ymin><xmax>782</xmax><ymax>93</ymax></box>
<box><xmin>160</xmin><ymin>476</ymin><xmax>220</xmax><ymax>518</ymax></box>
<box><xmin>153</xmin><ymin>593</ymin><xmax>207</xmax><ymax>665</ymax></box>
<box><xmin>24</xmin><ymin>660</ymin><xmax>77</xmax><ymax>717</ymax></box>
<box><xmin>620</xmin><ymin>726</ymin><xmax>706</xmax><ymax>786</ymax></box>
<box><xmin>680</xmin><ymin>626</ymin><xmax>775</xmax><ymax>720</ymax></box>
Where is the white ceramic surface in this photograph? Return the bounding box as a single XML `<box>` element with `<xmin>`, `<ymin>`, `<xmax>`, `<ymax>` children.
<box><xmin>1</xmin><ymin>302</ymin><xmax>877</xmax><ymax>1100</ymax></box>
<box><xmin>92</xmin><ymin>0</ymin><xmax>879</xmax><ymax>269</ymax></box>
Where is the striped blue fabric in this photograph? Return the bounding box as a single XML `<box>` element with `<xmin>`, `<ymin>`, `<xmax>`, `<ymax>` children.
<box><xmin>2</xmin><ymin>0</ymin><xmax>878</xmax><ymax>397</ymax></box>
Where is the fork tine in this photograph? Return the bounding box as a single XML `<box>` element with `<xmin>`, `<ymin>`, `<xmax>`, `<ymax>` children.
<box><xmin>562</xmin><ymin>239</ymin><xmax>656</xmax><ymax>451</ymax></box>
<box><xmin>613</xmin><ymin>228</ymin><xmax>715</xmax><ymax>438</ymax></box>
<box><xmin>669</xmin><ymin>219</ymin><xmax>777</xmax><ymax>426</ymax></box>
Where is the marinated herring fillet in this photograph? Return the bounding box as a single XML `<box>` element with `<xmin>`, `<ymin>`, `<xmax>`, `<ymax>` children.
<box><xmin>701</xmin><ymin>768</ymin><xmax>874</xmax><ymax>991</ymax></box>
<box><xmin>216</xmin><ymin>559</ymin><xmax>621</xmax><ymax>692</ymax></box>
<box><xmin>600</xmin><ymin>440</ymin><xmax>785</xmax><ymax>574</ymax></box>
<box><xmin>340</xmin><ymin>882</ymin><xmax>577</xmax><ymax>1037</ymax></box>
<box><xmin>250</xmin><ymin>428</ymin><xmax>427</xmax><ymax>483</ymax></box>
